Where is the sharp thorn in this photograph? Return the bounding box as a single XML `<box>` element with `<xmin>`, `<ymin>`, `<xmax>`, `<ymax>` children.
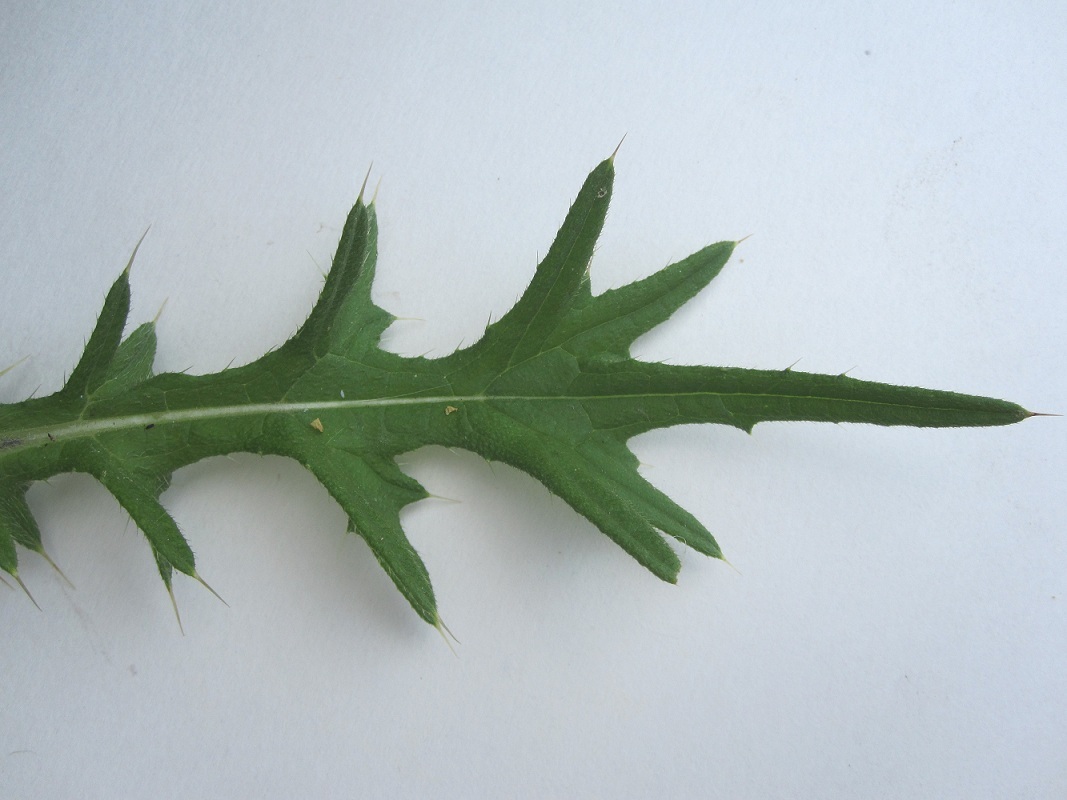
<box><xmin>434</xmin><ymin>613</ymin><xmax>460</xmax><ymax>655</ymax></box>
<box><xmin>152</xmin><ymin>297</ymin><xmax>169</xmax><ymax>325</ymax></box>
<box><xmin>357</xmin><ymin>163</ymin><xmax>374</xmax><ymax>204</ymax></box>
<box><xmin>305</xmin><ymin>249</ymin><xmax>327</xmax><ymax>279</ymax></box>
<box><xmin>720</xmin><ymin>554</ymin><xmax>742</xmax><ymax>576</ymax></box>
<box><xmin>39</xmin><ymin>549</ymin><xmax>75</xmax><ymax>589</ymax></box>
<box><xmin>123</xmin><ymin>226</ymin><xmax>151</xmax><ymax>277</ymax></box>
<box><xmin>193</xmin><ymin>571</ymin><xmax>229</xmax><ymax>607</ymax></box>
<box><xmin>0</xmin><ymin>355</ymin><xmax>29</xmax><ymax>379</ymax></box>
<box><xmin>14</xmin><ymin>574</ymin><xmax>41</xmax><ymax>610</ymax></box>
<box><xmin>166</xmin><ymin>582</ymin><xmax>185</xmax><ymax>635</ymax></box>
<box><xmin>609</xmin><ymin>134</ymin><xmax>627</xmax><ymax>163</ymax></box>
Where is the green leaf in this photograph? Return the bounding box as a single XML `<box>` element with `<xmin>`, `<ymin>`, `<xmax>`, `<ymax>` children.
<box><xmin>0</xmin><ymin>154</ymin><xmax>1032</xmax><ymax>625</ymax></box>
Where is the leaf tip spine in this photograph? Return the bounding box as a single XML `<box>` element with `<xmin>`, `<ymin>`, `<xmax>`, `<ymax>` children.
<box><xmin>720</xmin><ymin>555</ymin><xmax>742</xmax><ymax>576</ymax></box>
<box><xmin>13</xmin><ymin>573</ymin><xmax>41</xmax><ymax>610</ymax></box>
<box><xmin>434</xmin><ymin>613</ymin><xmax>460</xmax><ymax>654</ymax></box>
<box><xmin>356</xmin><ymin>163</ymin><xmax>374</xmax><ymax>205</ymax></box>
<box><xmin>39</xmin><ymin>549</ymin><xmax>75</xmax><ymax>589</ymax></box>
<box><xmin>0</xmin><ymin>355</ymin><xmax>29</xmax><ymax>379</ymax></box>
<box><xmin>609</xmin><ymin>134</ymin><xmax>627</xmax><ymax>164</ymax></box>
<box><xmin>152</xmin><ymin>297</ymin><xmax>169</xmax><ymax>325</ymax></box>
<box><xmin>123</xmin><ymin>226</ymin><xmax>151</xmax><ymax>278</ymax></box>
<box><xmin>193</xmin><ymin>571</ymin><xmax>228</xmax><ymax>607</ymax></box>
<box><xmin>165</xmin><ymin>582</ymin><xmax>185</xmax><ymax>635</ymax></box>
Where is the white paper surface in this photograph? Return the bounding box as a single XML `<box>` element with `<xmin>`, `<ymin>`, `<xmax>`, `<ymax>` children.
<box><xmin>1</xmin><ymin>3</ymin><xmax>1064</xmax><ymax>797</ymax></box>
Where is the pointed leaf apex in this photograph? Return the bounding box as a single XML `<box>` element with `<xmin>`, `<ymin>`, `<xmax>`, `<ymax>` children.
<box><xmin>165</xmin><ymin>581</ymin><xmax>185</xmax><ymax>635</ymax></box>
<box><xmin>193</xmin><ymin>571</ymin><xmax>228</xmax><ymax>606</ymax></box>
<box><xmin>152</xmin><ymin>297</ymin><xmax>169</xmax><ymax>325</ymax></box>
<box><xmin>14</xmin><ymin>573</ymin><xmax>41</xmax><ymax>610</ymax></box>
<box><xmin>39</xmin><ymin>548</ymin><xmax>75</xmax><ymax>589</ymax></box>
<box><xmin>0</xmin><ymin>355</ymin><xmax>29</xmax><ymax>379</ymax></box>
<box><xmin>123</xmin><ymin>226</ymin><xmax>151</xmax><ymax>278</ymax></box>
<box><xmin>434</xmin><ymin>613</ymin><xmax>460</xmax><ymax>653</ymax></box>
<box><xmin>609</xmin><ymin>134</ymin><xmax>627</xmax><ymax>163</ymax></box>
<box><xmin>357</xmin><ymin>163</ymin><xmax>374</xmax><ymax>204</ymax></box>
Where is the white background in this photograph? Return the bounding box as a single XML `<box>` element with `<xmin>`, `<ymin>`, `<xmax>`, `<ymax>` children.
<box><xmin>1</xmin><ymin>3</ymin><xmax>1064</xmax><ymax>797</ymax></box>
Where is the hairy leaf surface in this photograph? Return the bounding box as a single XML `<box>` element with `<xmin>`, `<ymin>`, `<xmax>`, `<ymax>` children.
<box><xmin>0</xmin><ymin>156</ymin><xmax>1032</xmax><ymax>626</ymax></box>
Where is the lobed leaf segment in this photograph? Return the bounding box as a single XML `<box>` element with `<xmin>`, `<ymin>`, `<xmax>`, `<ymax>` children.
<box><xmin>0</xmin><ymin>154</ymin><xmax>1031</xmax><ymax>628</ymax></box>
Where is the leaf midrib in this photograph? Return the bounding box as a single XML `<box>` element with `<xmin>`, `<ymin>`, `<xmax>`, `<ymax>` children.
<box><xmin>4</xmin><ymin>388</ymin><xmax>1001</xmax><ymax>453</ymax></box>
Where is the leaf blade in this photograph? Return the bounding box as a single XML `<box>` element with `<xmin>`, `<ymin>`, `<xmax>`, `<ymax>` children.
<box><xmin>0</xmin><ymin>157</ymin><xmax>1034</xmax><ymax>626</ymax></box>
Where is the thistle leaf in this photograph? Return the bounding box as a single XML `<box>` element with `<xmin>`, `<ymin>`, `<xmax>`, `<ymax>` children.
<box><xmin>0</xmin><ymin>156</ymin><xmax>1032</xmax><ymax>625</ymax></box>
